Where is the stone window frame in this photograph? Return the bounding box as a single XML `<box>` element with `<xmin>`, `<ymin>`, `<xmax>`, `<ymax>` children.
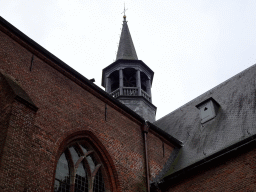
<box><xmin>54</xmin><ymin>140</ymin><xmax>106</xmax><ymax>192</ymax></box>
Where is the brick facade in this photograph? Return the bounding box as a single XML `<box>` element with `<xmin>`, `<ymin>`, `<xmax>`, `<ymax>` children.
<box><xmin>1</xmin><ymin>15</ymin><xmax>256</xmax><ymax>192</ymax></box>
<box><xmin>147</xmin><ymin>131</ymin><xmax>174</xmax><ymax>180</ymax></box>
<box><xmin>0</xmin><ymin>19</ymin><xmax>175</xmax><ymax>192</ymax></box>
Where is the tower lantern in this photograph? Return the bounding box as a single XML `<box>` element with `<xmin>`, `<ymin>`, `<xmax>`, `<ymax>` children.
<box><xmin>102</xmin><ymin>15</ymin><xmax>156</xmax><ymax>122</ymax></box>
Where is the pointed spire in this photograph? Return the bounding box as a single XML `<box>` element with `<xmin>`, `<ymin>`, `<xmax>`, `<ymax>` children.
<box><xmin>116</xmin><ymin>14</ymin><xmax>138</xmax><ymax>60</ymax></box>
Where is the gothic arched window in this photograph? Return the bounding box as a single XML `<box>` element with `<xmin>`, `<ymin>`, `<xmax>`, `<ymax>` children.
<box><xmin>54</xmin><ymin>142</ymin><xmax>105</xmax><ymax>192</ymax></box>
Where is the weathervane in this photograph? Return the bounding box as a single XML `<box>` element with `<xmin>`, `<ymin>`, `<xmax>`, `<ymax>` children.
<box><xmin>121</xmin><ymin>3</ymin><xmax>128</xmax><ymax>20</ymax></box>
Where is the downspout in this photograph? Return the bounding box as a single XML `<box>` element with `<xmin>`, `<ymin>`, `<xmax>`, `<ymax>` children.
<box><xmin>143</xmin><ymin>121</ymin><xmax>150</xmax><ymax>192</ymax></box>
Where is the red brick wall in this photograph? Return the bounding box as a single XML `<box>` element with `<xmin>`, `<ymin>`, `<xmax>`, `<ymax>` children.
<box><xmin>166</xmin><ymin>146</ymin><xmax>256</xmax><ymax>192</ymax></box>
<box><xmin>0</xmin><ymin>73</ymin><xmax>13</xmax><ymax>165</ymax></box>
<box><xmin>0</xmin><ymin>23</ymin><xmax>176</xmax><ymax>192</ymax></box>
<box><xmin>148</xmin><ymin>132</ymin><xmax>174</xmax><ymax>180</ymax></box>
<box><xmin>0</xmin><ymin>100</ymin><xmax>37</xmax><ymax>191</ymax></box>
<box><xmin>0</xmin><ymin>26</ymin><xmax>146</xmax><ymax>191</ymax></box>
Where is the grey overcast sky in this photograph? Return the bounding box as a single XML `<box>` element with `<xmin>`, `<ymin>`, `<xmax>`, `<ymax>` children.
<box><xmin>1</xmin><ymin>0</ymin><xmax>256</xmax><ymax>120</ymax></box>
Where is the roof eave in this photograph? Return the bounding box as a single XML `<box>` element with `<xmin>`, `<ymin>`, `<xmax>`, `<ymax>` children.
<box><xmin>154</xmin><ymin>133</ymin><xmax>256</xmax><ymax>191</ymax></box>
<box><xmin>148</xmin><ymin>122</ymin><xmax>183</xmax><ymax>148</ymax></box>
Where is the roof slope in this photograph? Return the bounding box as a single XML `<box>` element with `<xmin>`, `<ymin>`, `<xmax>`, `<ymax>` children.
<box><xmin>116</xmin><ymin>16</ymin><xmax>138</xmax><ymax>60</ymax></box>
<box><xmin>154</xmin><ymin>63</ymin><xmax>256</xmax><ymax>178</ymax></box>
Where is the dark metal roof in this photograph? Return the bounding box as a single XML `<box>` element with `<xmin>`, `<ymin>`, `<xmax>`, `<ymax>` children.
<box><xmin>154</xmin><ymin>63</ymin><xmax>256</xmax><ymax>180</ymax></box>
<box><xmin>116</xmin><ymin>17</ymin><xmax>138</xmax><ymax>60</ymax></box>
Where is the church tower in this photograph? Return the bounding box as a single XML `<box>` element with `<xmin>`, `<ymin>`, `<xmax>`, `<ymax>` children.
<box><xmin>102</xmin><ymin>14</ymin><xmax>156</xmax><ymax>122</ymax></box>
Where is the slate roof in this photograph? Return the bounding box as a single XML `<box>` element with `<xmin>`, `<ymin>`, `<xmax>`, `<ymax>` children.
<box><xmin>153</xmin><ymin>63</ymin><xmax>256</xmax><ymax>180</ymax></box>
<box><xmin>116</xmin><ymin>16</ymin><xmax>138</xmax><ymax>60</ymax></box>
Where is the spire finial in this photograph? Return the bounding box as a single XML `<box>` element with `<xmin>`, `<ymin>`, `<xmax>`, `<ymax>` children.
<box><xmin>121</xmin><ymin>3</ymin><xmax>128</xmax><ymax>21</ymax></box>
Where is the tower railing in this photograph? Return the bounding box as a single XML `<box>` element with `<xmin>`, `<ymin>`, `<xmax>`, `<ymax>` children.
<box><xmin>141</xmin><ymin>89</ymin><xmax>151</xmax><ymax>101</ymax></box>
<box><xmin>123</xmin><ymin>87</ymin><xmax>138</xmax><ymax>96</ymax></box>
<box><xmin>110</xmin><ymin>87</ymin><xmax>151</xmax><ymax>101</ymax></box>
<box><xmin>110</xmin><ymin>88</ymin><xmax>120</xmax><ymax>98</ymax></box>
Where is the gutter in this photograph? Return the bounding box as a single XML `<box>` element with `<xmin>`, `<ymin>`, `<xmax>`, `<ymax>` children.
<box><xmin>142</xmin><ymin>121</ymin><xmax>150</xmax><ymax>192</ymax></box>
<box><xmin>142</xmin><ymin>121</ymin><xmax>183</xmax><ymax>192</ymax></box>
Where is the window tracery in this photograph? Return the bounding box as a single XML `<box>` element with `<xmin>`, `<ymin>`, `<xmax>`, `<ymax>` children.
<box><xmin>54</xmin><ymin>142</ymin><xmax>105</xmax><ymax>192</ymax></box>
